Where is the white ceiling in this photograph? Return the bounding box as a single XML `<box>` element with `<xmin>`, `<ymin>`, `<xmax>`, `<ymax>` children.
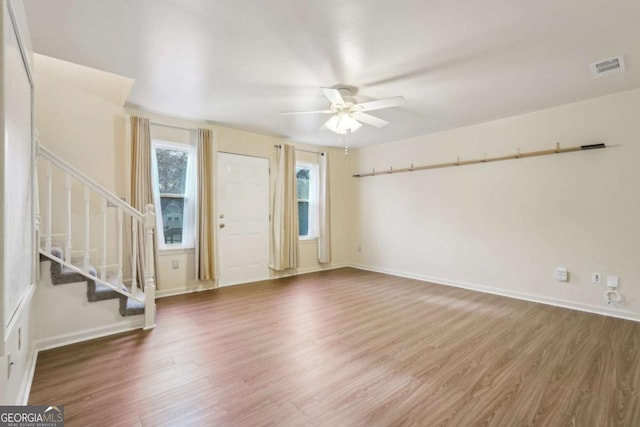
<box><xmin>23</xmin><ymin>0</ymin><xmax>640</xmax><ymax>147</ymax></box>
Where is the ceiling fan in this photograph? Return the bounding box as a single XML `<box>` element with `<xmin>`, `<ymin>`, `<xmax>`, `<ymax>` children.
<box><xmin>282</xmin><ymin>87</ymin><xmax>406</xmax><ymax>135</ymax></box>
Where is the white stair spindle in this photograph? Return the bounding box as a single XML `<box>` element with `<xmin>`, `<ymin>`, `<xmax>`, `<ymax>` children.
<box><xmin>34</xmin><ymin>151</ymin><xmax>41</xmax><ymax>281</ymax></box>
<box><xmin>65</xmin><ymin>173</ymin><xmax>72</xmax><ymax>262</ymax></box>
<box><xmin>144</xmin><ymin>204</ymin><xmax>156</xmax><ymax>330</ymax></box>
<box><xmin>131</xmin><ymin>219</ymin><xmax>138</xmax><ymax>296</ymax></box>
<box><xmin>117</xmin><ymin>207</ymin><xmax>123</xmax><ymax>290</ymax></box>
<box><xmin>83</xmin><ymin>185</ymin><xmax>91</xmax><ymax>271</ymax></box>
<box><xmin>101</xmin><ymin>198</ymin><xmax>107</xmax><ymax>281</ymax></box>
<box><xmin>45</xmin><ymin>160</ymin><xmax>52</xmax><ymax>252</ymax></box>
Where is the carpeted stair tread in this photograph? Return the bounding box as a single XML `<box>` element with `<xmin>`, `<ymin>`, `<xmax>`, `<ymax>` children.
<box><xmin>52</xmin><ymin>264</ymin><xmax>97</xmax><ymax>286</ymax></box>
<box><xmin>119</xmin><ymin>296</ymin><xmax>145</xmax><ymax>317</ymax></box>
<box><xmin>87</xmin><ymin>283</ymin><xmax>122</xmax><ymax>302</ymax></box>
<box><xmin>42</xmin><ymin>243</ymin><xmax>144</xmax><ymax>317</ymax></box>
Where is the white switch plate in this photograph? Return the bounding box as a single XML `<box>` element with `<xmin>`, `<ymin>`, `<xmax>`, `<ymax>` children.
<box><xmin>592</xmin><ymin>273</ymin><xmax>602</xmax><ymax>285</ymax></box>
<box><xmin>172</xmin><ymin>260</ymin><xmax>179</xmax><ymax>269</ymax></box>
<box><xmin>556</xmin><ymin>267</ymin><xmax>568</xmax><ymax>282</ymax></box>
<box><xmin>607</xmin><ymin>275</ymin><xmax>619</xmax><ymax>288</ymax></box>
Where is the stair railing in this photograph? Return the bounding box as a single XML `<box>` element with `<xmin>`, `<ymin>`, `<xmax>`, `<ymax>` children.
<box><xmin>37</xmin><ymin>142</ymin><xmax>156</xmax><ymax>329</ymax></box>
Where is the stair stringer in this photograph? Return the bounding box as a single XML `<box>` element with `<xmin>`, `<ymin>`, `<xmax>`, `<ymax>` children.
<box><xmin>32</xmin><ymin>260</ymin><xmax>144</xmax><ymax>350</ymax></box>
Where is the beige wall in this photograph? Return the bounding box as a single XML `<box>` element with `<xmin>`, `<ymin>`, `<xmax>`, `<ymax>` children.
<box><xmin>35</xmin><ymin>56</ymin><xmax>131</xmax><ymax>282</ymax></box>
<box><xmin>127</xmin><ymin>109</ymin><xmax>350</xmax><ymax>295</ymax></box>
<box><xmin>33</xmin><ymin>57</ymin><xmax>350</xmax><ymax>297</ymax></box>
<box><xmin>349</xmin><ymin>88</ymin><xmax>640</xmax><ymax>319</ymax></box>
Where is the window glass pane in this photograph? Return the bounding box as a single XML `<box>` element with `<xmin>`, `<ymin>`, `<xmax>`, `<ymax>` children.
<box><xmin>156</xmin><ymin>149</ymin><xmax>188</xmax><ymax>194</ymax></box>
<box><xmin>296</xmin><ymin>167</ymin><xmax>310</xmax><ymax>200</ymax></box>
<box><xmin>298</xmin><ymin>201</ymin><xmax>309</xmax><ymax>236</ymax></box>
<box><xmin>160</xmin><ymin>197</ymin><xmax>184</xmax><ymax>244</ymax></box>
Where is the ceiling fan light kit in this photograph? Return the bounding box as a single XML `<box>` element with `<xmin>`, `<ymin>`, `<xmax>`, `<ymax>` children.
<box><xmin>283</xmin><ymin>87</ymin><xmax>406</xmax><ymax>136</ymax></box>
<box><xmin>324</xmin><ymin>111</ymin><xmax>362</xmax><ymax>134</ymax></box>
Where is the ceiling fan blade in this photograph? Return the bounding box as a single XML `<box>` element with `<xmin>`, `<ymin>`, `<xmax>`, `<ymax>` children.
<box><xmin>320</xmin><ymin>87</ymin><xmax>345</xmax><ymax>106</ymax></box>
<box><xmin>281</xmin><ymin>110</ymin><xmax>333</xmax><ymax>115</ymax></box>
<box><xmin>353</xmin><ymin>112</ymin><xmax>389</xmax><ymax>128</ymax></box>
<box><xmin>354</xmin><ymin>96</ymin><xmax>406</xmax><ymax>112</ymax></box>
<box><xmin>320</xmin><ymin>116</ymin><xmax>334</xmax><ymax>131</ymax></box>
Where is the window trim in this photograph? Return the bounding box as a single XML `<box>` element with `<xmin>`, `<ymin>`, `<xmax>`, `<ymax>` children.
<box><xmin>151</xmin><ymin>139</ymin><xmax>197</xmax><ymax>251</ymax></box>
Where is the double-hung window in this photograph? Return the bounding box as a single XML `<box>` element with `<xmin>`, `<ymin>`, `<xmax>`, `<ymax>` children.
<box><xmin>296</xmin><ymin>163</ymin><xmax>319</xmax><ymax>239</ymax></box>
<box><xmin>151</xmin><ymin>140</ymin><xmax>196</xmax><ymax>250</ymax></box>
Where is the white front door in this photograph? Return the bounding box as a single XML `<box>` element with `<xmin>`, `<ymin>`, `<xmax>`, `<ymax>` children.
<box><xmin>217</xmin><ymin>152</ymin><xmax>270</xmax><ymax>287</ymax></box>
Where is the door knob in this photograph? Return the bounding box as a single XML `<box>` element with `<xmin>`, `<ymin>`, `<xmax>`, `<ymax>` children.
<box><xmin>219</xmin><ymin>223</ymin><xmax>225</xmax><ymax>229</ymax></box>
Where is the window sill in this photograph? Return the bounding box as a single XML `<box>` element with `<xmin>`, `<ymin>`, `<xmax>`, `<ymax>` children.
<box><xmin>299</xmin><ymin>236</ymin><xmax>318</xmax><ymax>244</ymax></box>
<box><xmin>158</xmin><ymin>247</ymin><xmax>195</xmax><ymax>256</ymax></box>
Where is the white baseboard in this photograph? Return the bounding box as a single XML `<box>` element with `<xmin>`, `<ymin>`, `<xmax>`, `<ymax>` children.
<box><xmin>273</xmin><ymin>263</ymin><xmax>349</xmax><ymax>279</ymax></box>
<box><xmin>20</xmin><ymin>320</ymin><xmax>144</xmax><ymax>405</ymax></box>
<box><xmin>350</xmin><ymin>263</ymin><xmax>640</xmax><ymax>323</ymax></box>
<box><xmin>20</xmin><ymin>346</ymin><xmax>38</xmax><ymax>405</ymax></box>
<box><xmin>156</xmin><ymin>285</ymin><xmax>216</xmax><ymax>299</ymax></box>
<box><xmin>184</xmin><ymin>263</ymin><xmax>350</xmax><ymax>291</ymax></box>
<box><xmin>33</xmin><ymin>319</ymin><xmax>144</xmax><ymax>353</ymax></box>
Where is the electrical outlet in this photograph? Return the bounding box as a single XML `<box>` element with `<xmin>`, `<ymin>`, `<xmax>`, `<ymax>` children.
<box><xmin>171</xmin><ymin>260</ymin><xmax>179</xmax><ymax>269</ymax></box>
<box><xmin>556</xmin><ymin>267</ymin><xmax>568</xmax><ymax>282</ymax></box>
<box><xmin>592</xmin><ymin>273</ymin><xmax>602</xmax><ymax>285</ymax></box>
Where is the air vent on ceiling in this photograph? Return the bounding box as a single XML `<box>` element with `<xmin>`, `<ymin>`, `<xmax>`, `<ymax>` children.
<box><xmin>591</xmin><ymin>55</ymin><xmax>625</xmax><ymax>78</ymax></box>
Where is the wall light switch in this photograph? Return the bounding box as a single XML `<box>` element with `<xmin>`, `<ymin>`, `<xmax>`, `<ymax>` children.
<box><xmin>592</xmin><ymin>273</ymin><xmax>602</xmax><ymax>285</ymax></box>
<box><xmin>607</xmin><ymin>275</ymin><xmax>619</xmax><ymax>288</ymax></box>
<box><xmin>556</xmin><ymin>267</ymin><xmax>568</xmax><ymax>282</ymax></box>
<box><xmin>172</xmin><ymin>260</ymin><xmax>179</xmax><ymax>270</ymax></box>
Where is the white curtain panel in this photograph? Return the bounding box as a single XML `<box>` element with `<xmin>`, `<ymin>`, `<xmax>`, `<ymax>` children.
<box><xmin>270</xmin><ymin>144</ymin><xmax>299</xmax><ymax>270</ymax></box>
<box><xmin>318</xmin><ymin>152</ymin><xmax>332</xmax><ymax>263</ymax></box>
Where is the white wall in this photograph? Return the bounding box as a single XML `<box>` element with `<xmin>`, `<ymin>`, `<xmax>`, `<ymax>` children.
<box><xmin>0</xmin><ymin>290</ymin><xmax>34</xmax><ymax>405</ymax></box>
<box><xmin>0</xmin><ymin>0</ymin><xmax>36</xmax><ymax>405</ymax></box>
<box><xmin>32</xmin><ymin>261</ymin><xmax>142</xmax><ymax>349</ymax></box>
<box><xmin>350</xmin><ymin>88</ymin><xmax>640</xmax><ymax>319</ymax></box>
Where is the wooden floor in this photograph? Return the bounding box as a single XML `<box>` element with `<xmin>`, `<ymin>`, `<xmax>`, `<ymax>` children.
<box><xmin>29</xmin><ymin>268</ymin><xmax>640</xmax><ymax>426</ymax></box>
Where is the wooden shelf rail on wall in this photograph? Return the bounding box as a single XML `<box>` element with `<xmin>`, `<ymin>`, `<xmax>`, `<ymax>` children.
<box><xmin>352</xmin><ymin>143</ymin><xmax>606</xmax><ymax>178</ymax></box>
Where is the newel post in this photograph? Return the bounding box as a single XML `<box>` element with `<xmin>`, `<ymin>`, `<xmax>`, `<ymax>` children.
<box><xmin>143</xmin><ymin>204</ymin><xmax>157</xmax><ymax>329</ymax></box>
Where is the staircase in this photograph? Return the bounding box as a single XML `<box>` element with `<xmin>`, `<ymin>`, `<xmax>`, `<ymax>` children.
<box><xmin>40</xmin><ymin>245</ymin><xmax>144</xmax><ymax>317</ymax></box>
<box><xmin>35</xmin><ymin>142</ymin><xmax>156</xmax><ymax>330</ymax></box>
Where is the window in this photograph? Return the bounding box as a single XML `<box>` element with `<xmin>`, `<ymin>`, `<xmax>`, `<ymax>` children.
<box><xmin>151</xmin><ymin>140</ymin><xmax>196</xmax><ymax>249</ymax></box>
<box><xmin>296</xmin><ymin>163</ymin><xmax>318</xmax><ymax>239</ymax></box>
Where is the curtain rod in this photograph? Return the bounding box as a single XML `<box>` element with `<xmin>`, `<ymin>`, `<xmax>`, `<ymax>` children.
<box><xmin>150</xmin><ymin>122</ymin><xmax>195</xmax><ymax>132</ymax></box>
<box><xmin>274</xmin><ymin>144</ymin><xmax>325</xmax><ymax>156</ymax></box>
<box><xmin>353</xmin><ymin>143</ymin><xmax>606</xmax><ymax>178</ymax></box>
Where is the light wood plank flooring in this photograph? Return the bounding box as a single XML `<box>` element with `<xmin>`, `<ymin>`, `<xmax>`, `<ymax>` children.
<box><xmin>29</xmin><ymin>268</ymin><xmax>640</xmax><ymax>426</ymax></box>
